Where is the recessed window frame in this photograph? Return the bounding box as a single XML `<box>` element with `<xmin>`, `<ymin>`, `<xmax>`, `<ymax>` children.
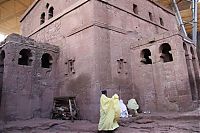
<box><xmin>46</xmin><ymin>3</ymin><xmax>49</xmax><ymax>8</ymax></box>
<box><xmin>159</xmin><ymin>43</ymin><xmax>173</xmax><ymax>63</ymax></box>
<box><xmin>149</xmin><ymin>12</ymin><xmax>153</xmax><ymax>21</ymax></box>
<box><xmin>133</xmin><ymin>4</ymin><xmax>138</xmax><ymax>14</ymax></box>
<box><xmin>48</xmin><ymin>7</ymin><xmax>54</xmax><ymax>19</ymax></box>
<box><xmin>40</xmin><ymin>12</ymin><xmax>45</xmax><ymax>25</ymax></box>
<box><xmin>140</xmin><ymin>49</ymin><xmax>153</xmax><ymax>65</ymax></box>
<box><xmin>159</xmin><ymin>17</ymin><xmax>164</xmax><ymax>26</ymax></box>
<box><xmin>18</xmin><ymin>49</ymin><xmax>33</xmax><ymax>66</ymax></box>
<box><xmin>41</xmin><ymin>53</ymin><xmax>53</xmax><ymax>68</ymax></box>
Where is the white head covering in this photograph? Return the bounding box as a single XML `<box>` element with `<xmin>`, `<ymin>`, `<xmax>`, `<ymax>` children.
<box><xmin>119</xmin><ymin>99</ymin><xmax>128</xmax><ymax>118</ymax></box>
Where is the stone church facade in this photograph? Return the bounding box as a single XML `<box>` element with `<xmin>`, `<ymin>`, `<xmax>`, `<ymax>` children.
<box><xmin>0</xmin><ymin>0</ymin><xmax>199</xmax><ymax>122</ymax></box>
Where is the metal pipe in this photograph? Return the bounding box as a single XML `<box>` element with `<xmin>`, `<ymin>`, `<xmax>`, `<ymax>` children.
<box><xmin>192</xmin><ymin>0</ymin><xmax>198</xmax><ymax>45</ymax></box>
<box><xmin>172</xmin><ymin>0</ymin><xmax>188</xmax><ymax>37</ymax></box>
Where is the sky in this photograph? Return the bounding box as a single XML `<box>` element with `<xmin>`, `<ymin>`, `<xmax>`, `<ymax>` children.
<box><xmin>0</xmin><ymin>1</ymin><xmax>198</xmax><ymax>41</ymax></box>
<box><xmin>0</xmin><ymin>33</ymin><xmax>6</xmax><ymax>42</ymax></box>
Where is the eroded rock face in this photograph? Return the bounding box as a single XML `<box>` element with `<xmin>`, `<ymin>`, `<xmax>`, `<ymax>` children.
<box><xmin>1</xmin><ymin>0</ymin><xmax>200</xmax><ymax>123</ymax></box>
<box><xmin>0</xmin><ymin>34</ymin><xmax>59</xmax><ymax>121</ymax></box>
<box><xmin>1</xmin><ymin>110</ymin><xmax>200</xmax><ymax>133</ymax></box>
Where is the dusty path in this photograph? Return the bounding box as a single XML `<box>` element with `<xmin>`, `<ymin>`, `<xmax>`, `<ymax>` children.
<box><xmin>118</xmin><ymin>119</ymin><xmax>199</xmax><ymax>133</ymax></box>
<box><xmin>1</xmin><ymin>109</ymin><xmax>200</xmax><ymax>133</ymax></box>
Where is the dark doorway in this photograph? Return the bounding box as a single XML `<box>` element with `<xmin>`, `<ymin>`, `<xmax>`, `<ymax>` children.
<box><xmin>40</xmin><ymin>12</ymin><xmax>45</xmax><ymax>25</ymax></box>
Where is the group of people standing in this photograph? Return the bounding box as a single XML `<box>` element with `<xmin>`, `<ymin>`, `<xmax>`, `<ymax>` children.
<box><xmin>98</xmin><ymin>94</ymin><xmax>139</xmax><ymax>132</ymax></box>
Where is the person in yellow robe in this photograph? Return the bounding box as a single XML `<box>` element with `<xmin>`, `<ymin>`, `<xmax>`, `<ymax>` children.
<box><xmin>98</xmin><ymin>94</ymin><xmax>120</xmax><ymax>131</ymax></box>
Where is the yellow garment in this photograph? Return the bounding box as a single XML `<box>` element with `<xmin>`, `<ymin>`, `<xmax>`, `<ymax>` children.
<box><xmin>98</xmin><ymin>94</ymin><xmax>120</xmax><ymax>131</ymax></box>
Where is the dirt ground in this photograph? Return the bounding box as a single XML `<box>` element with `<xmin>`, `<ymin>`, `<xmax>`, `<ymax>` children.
<box><xmin>1</xmin><ymin>108</ymin><xmax>200</xmax><ymax>133</ymax></box>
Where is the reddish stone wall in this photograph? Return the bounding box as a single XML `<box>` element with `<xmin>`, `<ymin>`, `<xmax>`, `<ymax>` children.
<box><xmin>16</xmin><ymin>0</ymin><xmax>200</xmax><ymax>122</ymax></box>
<box><xmin>130</xmin><ymin>33</ymin><xmax>199</xmax><ymax>112</ymax></box>
<box><xmin>20</xmin><ymin>0</ymin><xmax>79</xmax><ymax>35</ymax></box>
<box><xmin>0</xmin><ymin>34</ymin><xmax>59</xmax><ymax>121</ymax></box>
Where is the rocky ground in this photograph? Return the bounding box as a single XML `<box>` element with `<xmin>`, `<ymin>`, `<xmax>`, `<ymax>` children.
<box><xmin>1</xmin><ymin>108</ymin><xmax>200</xmax><ymax>133</ymax></box>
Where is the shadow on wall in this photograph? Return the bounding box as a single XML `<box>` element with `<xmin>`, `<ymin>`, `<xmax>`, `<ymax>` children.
<box><xmin>68</xmin><ymin>74</ymin><xmax>91</xmax><ymax>99</ymax></box>
<box><xmin>67</xmin><ymin>74</ymin><xmax>92</xmax><ymax>120</ymax></box>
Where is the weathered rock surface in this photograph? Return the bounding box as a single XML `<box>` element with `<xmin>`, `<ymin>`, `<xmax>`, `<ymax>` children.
<box><xmin>1</xmin><ymin>109</ymin><xmax>200</xmax><ymax>133</ymax></box>
<box><xmin>1</xmin><ymin>119</ymin><xmax>97</xmax><ymax>133</ymax></box>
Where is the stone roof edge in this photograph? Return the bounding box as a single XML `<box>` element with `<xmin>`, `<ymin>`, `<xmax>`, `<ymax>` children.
<box><xmin>0</xmin><ymin>33</ymin><xmax>59</xmax><ymax>52</ymax></box>
<box><xmin>27</xmin><ymin>0</ymin><xmax>90</xmax><ymax>37</ymax></box>
<box><xmin>147</xmin><ymin>0</ymin><xmax>175</xmax><ymax>16</ymax></box>
<box><xmin>20</xmin><ymin>0</ymin><xmax>40</xmax><ymax>22</ymax></box>
<box><xmin>20</xmin><ymin>0</ymin><xmax>175</xmax><ymax>23</ymax></box>
<box><xmin>1</xmin><ymin>41</ymin><xmax>59</xmax><ymax>53</ymax></box>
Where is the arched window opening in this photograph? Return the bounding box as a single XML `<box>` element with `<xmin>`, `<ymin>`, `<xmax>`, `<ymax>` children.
<box><xmin>40</xmin><ymin>12</ymin><xmax>45</xmax><ymax>25</ymax></box>
<box><xmin>41</xmin><ymin>53</ymin><xmax>53</xmax><ymax>68</ymax></box>
<box><xmin>48</xmin><ymin>7</ymin><xmax>54</xmax><ymax>19</ymax></box>
<box><xmin>18</xmin><ymin>49</ymin><xmax>33</xmax><ymax>66</ymax></box>
<box><xmin>140</xmin><ymin>49</ymin><xmax>152</xmax><ymax>64</ymax></box>
<box><xmin>160</xmin><ymin>43</ymin><xmax>173</xmax><ymax>63</ymax></box>
<box><xmin>46</xmin><ymin>3</ymin><xmax>49</xmax><ymax>8</ymax></box>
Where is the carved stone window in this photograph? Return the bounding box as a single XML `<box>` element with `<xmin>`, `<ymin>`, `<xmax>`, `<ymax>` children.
<box><xmin>117</xmin><ymin>59</ymin><xmax>124</xmax><ymax>73</ymax></box>
<box><xmin>159</xmin><ymin>17</ymin><xmax>164</xmax><ymax>26</ymax></box>
<box><xmin>48</xmin><ymin>7</ymin><xmax>54</xmax><ymax>19</ymax></box>
<box><xmin>41</xmin><ymin>53</ymin><xmax>53</xmax><ymax>68</ymax></box>
<box><xmin>40</xmin><ymin>12</ymin><xmax>45</xmax><ymax>25</ymax></box>
<box><xmin>46</xmin><ymin>3</ymin><xmax>49</xmax><ymax>8</ymax></box>
<box><xmin>149</xmin><ymin>12</ymin><xmax>153</xmax><ymax>21</ymax></box>
<box><xmin>18</xmin><ymin>49</ymin><xmax>33</xmax><ymax>66</ymax></box>
<box><xmin>65</xmin><ymin>59</ymin><xmax>75</xmax><ymax>75</ymax></box>
<box><xmin>133</xmin><ymin>4</ymin><xmax>138</xmax><ymax>14</ymax></box>
<box><xmin>141</xmin><ymin>49</ymin><xmax>152</xmax><ymax>64</ymax></box>
<box><xmin>117</xmin><ymin>58</ymin><xmax>128</xmax><ymax>74</ymax></box>
<box><xmin>160</xmin><ymin>43</ymin><xmax>173</xmax><ymax>63</ymax></box>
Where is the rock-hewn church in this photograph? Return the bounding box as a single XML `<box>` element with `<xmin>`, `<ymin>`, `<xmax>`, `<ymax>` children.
<box><xmin>0</xmin><ymin>0</ymin><xmax>199</xmax><ymax>122</ymax></box>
